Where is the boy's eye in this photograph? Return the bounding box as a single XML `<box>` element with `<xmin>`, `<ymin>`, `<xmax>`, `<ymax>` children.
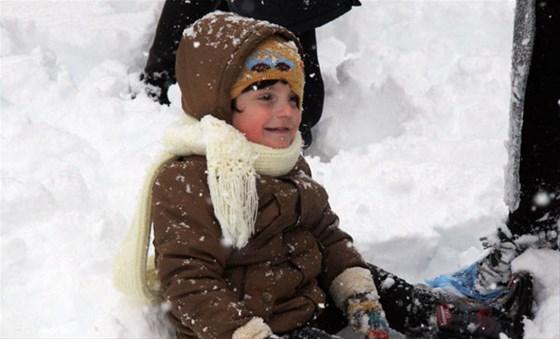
<box><xmin>289</xmin><ymin>94</ymin><xmax>300</xmax><ymax>107</ymax></box>
<box><xmin>258</xmin><ymin>93</ymin><xmax>273</xmax><ymax>101</ymax></box>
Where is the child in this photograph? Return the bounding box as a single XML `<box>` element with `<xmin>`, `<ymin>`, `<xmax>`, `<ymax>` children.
<box><xmin>142</xmin><ymin>0</ymin><xmax>361</xmax><ymax>147</ymax></box>
<box><xmin>150</xmin><ymin>12</ymin><xmax>531</xmax><ymax>339</ymax></box>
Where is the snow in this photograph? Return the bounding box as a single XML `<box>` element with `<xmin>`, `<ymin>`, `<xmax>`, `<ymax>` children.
<box><xmin>1</xmin><ymin>0</ymin><xmax>558</xmax><ymax>338</ymax></box>
<box><xmin>513</xmin><ymin>249</ymin><xmax>560</xmax><ymax>339</ymax></box>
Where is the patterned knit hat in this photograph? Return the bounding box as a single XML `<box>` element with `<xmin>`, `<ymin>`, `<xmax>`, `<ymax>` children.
<box><xmin>230</xmin><ymin>36</ymin><xmax>305</xmax><ymax>108</ymax></box>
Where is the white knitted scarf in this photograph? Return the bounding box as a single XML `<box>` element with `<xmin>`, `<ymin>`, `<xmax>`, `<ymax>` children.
<box><xmin>163</xmin><ymin>115</ymin><xmax>302</xmax><ymax>248</ymax></box>
<box><xmin>113</xmin><ymin>115</ymin><xmax>302</xmax><ymax>303</ymax></box>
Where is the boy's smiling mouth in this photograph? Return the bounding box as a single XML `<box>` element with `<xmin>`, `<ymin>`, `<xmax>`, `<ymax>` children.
<box><xmin>263</xmin><ymin>126</ymin><xmax>295</xmax><ymax>145</ymax></box>
<box><xmin>265</xmin><ymin>127</ymin><xmax>291</xmax><ymax>132</ymax></box>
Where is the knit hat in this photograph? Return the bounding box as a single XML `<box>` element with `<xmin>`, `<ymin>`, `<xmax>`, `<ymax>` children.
<box><xmin>230</xmin><ymin>36</ymin><xmax>305</xmax><ymax>108</ymax></box>
<box><xmin>175</xmin><ymin>12</ymin><xmax>304</xmax><ymax>123</ymax></box>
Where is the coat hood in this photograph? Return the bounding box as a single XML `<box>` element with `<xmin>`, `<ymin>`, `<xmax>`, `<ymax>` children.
<box><xmin>175</xmin><ymin>11</ymin><xmax>304</xmax><ymax>123</ymax></box>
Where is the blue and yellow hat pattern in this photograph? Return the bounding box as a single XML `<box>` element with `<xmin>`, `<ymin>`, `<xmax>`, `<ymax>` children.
<box><xmin>230</xmin><ymin>36</ymin><xmax>305</xmax><ymax>109</ymax></box>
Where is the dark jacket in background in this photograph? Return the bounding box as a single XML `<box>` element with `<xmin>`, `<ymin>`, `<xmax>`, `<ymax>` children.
<box><xmin>226</xmin><ymin>0</ymin><xmax>359</xmax><ymax>33</ymax></box>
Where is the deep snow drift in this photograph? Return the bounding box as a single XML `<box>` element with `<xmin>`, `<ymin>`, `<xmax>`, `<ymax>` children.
<box><xmin>1</xmin><ymin>1</ymin><xmax>558</xmax><ymax>338</ymax></box>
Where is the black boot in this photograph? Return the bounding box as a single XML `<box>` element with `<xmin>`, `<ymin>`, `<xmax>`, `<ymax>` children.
<box><xmin>476</xmin><ymin>228</ymin><xmax>521</xmax><ymax>293</ymax></box>
<box><xmin>426</xmin><ymin>227</ymin><xmax>529</xmax><ymax>301</ymax></box>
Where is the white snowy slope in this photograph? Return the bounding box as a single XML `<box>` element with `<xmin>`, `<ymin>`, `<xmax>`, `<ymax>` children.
<box><xmin>0</xmin><ymin>1</ymin><xmax>558</xmax><ymax>338</ymax></box>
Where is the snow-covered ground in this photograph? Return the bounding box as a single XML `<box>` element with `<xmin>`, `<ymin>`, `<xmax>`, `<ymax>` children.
<box><xmin>1</xmin><ymin>1</ymin><xmax>558</xmax><ymax>338</ymax></box>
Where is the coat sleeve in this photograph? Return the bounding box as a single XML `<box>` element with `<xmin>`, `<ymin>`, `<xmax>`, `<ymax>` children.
<box><xmin>292</xmin><ymin>159</ymin><xmax>370</xmax><ymax>294</ymax></box>
<box><xmin>151</xmin><ymin>158</ymin><xmax>269</xmax><ymax>339</ymax></box>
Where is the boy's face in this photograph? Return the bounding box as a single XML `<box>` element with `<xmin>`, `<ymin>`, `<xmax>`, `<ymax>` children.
<box><xmin>233</xmin><ymin>82</ymin><xmax>302</xmax><ymax>149</ymax></box>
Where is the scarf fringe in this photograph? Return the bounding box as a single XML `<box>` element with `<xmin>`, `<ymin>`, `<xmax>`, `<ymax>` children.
<box><xmin>204</xmin><ymin>117</ymin><xmax>258</xmax><ymax>248</ymax></box>
<box><xmin>162</xmin><ymin>115</ymin><xmax>302</xmax><ymax>248</ymax></box>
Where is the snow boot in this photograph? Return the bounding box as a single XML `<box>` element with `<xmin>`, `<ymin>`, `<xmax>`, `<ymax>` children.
<box><xmin>434</xmin><ymin>271</ymin><xmax>533</xmax><ymax>339</ymax></box>
<box><xmin>476</xmin><ymin>228</ymin><xmax>521</xmax><ymax>292</ymax></box>
<box><xmin>426</xmin><ymin>225</ymin><xmax>533</xmax><ymax>300</ymax></box>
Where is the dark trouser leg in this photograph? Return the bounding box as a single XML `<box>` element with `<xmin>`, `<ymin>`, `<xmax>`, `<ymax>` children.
<box><xmin>312</xmin><ymin>264</ymin><xmax>438</xmax><ymax>335</ymax></box>
<box><xmin>307</xmin><ymin>294</ymin><xmax>347</xmax><ymax>334</ymax></box>
<box><xmin>295</xmin><ymin>29</ymin><xmax>325</xmax><ymax>147</ymax></box>
<box><xmin>285</xmin><ymin>326</ymin><xmax>342</xmax><ymax>339</ymax></box>
<box><xmin>368</xmin><ymin>265</ymin><xmax>531</xmax><ymax>338</ymax></box>
<box><xmin>144</xmin><ymin>0</ymin><xmax>222</xmax><ymax>104</ymax></box>
<box><xmin>507</xmin><ymin>1</ymin><xmax>560</xmax><ymax>244</ymax></box>
<box><xmin>368</xmin><ymin>264</ymin><xmax>438</xmax><ymax>335</ymax></box>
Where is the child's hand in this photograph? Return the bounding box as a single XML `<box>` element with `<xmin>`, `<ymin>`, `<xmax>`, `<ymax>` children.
<box><xmin>346</xmin><ymin>292</ymin><xmax>390</xmax><ymax>339</ymax></box>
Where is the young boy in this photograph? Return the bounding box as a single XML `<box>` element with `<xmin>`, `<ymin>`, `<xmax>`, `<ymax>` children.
<box><xmin>142</xmin><ymin>0</ymin><xmax>361</xmax><ymax>147</ymax></box>
<box><xmin>151</xmin><ymin>12</ymin><xmax>531</xmax><ymax>339</ymax></box>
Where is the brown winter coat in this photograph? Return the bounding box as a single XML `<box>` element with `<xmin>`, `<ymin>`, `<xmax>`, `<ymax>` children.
<box><xmin>152</xmin><ymin>156</ymin><xmax>366</xmax><ymax>338</ymax></box>
<box><xmin>151</xmin><ymin>12</ymin><xmax>367</xmax><ymax>338</ymax></box>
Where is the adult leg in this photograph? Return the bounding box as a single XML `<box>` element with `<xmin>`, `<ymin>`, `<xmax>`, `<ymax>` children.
<box><xmin>143</xmin><ymin>0</ymin><xmax>222</xmax><ymax>104</ymax></box>
<box><xmin>294</xmin><ymin>29</ymin><xmax>325</xmax><ymax>147</ymax></box>
<box><xmin>475</xmin><ymin>0</ymin><xmax>560</xmax><ymax>291</ymax></box>
<box><xmin>507</xmin><ymin>0</ymin><xmax>560</xmax><ymax>244</ymax></box>
<box><xmin>436</xmin><ymin>0</ymin><xmax>559</xmax><ymax>296</ymax></box>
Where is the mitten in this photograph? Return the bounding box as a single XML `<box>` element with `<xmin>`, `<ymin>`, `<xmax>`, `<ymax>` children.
<box><xmin>346</xmin><ymin>292</ymin><xmax>390</xmax><ymax>339</ymax></box>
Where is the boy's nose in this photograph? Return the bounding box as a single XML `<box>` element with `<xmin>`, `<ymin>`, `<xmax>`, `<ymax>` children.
<box><xmin>275</xmin><ymin>101</ymin><xmax>297</xmax><ymax>118</ymax></box>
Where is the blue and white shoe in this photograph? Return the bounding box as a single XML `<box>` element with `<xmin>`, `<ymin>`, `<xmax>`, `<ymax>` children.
<box><xmin>427</xmin><ymin>228</ymin><xmax>519</xmax><ymax>302</ymax></box>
